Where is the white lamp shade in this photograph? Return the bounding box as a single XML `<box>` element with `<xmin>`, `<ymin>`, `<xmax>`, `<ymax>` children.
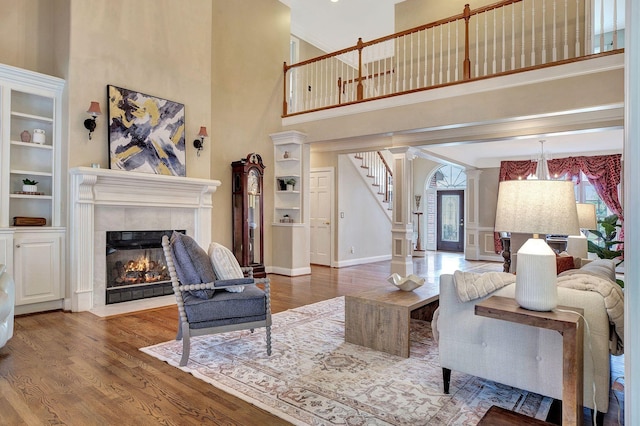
<box><xmin>494</xmin><ymin>180</ymin><xmax>580</xmax><ymax>236</ymax></box>
<box><xmin>576</xmin><ymin>203</ymin><xmax>597</xmax><ymax>230</ymax></box>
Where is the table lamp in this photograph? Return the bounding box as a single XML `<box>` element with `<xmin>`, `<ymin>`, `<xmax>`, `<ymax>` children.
<box><xmin>566</xmin><ymin>203</ymin><xmax>597</xmax><ymax>259</ymax></box>
<box><xmin>494</xmin><ymin>180</ymin><xmax>579</xmax><ymax>311</ymax></box>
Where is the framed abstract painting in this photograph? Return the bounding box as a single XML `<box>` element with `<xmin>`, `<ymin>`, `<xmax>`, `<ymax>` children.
<box><xmin>107</xmin><ymin>85</ymin><xmax>186</xmax><ymax>176</ymax></box>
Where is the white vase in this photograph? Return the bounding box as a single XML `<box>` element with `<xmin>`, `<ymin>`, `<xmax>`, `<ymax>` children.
<box><xmin>32</xmin><ymin>129</ymin><xmax>45</xmax><ymax>144</ymax></box>
<box><xmin>23</xmin><ymin>184</ymin><xmax>38</xmax><ymax>193</ymax></box>
<box><xmin>286</xmin><ymin>184</ymin><xmax>294</xmax><ymax>191</ymax></box>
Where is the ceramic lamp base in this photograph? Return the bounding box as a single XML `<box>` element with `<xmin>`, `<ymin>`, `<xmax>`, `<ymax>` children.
<box><xmin>515</xmin><ymin>238</ymin><xmax>558</xmax><ymax>311</ymax></box>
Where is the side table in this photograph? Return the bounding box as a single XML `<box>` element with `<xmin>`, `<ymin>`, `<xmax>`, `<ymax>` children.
<box><xmin>345</xmin><ymin>284</ymin><xmax>439</xmax><ymax>357</ymax></box>
<box><xmin>475</xmin><ymin>296</ymin><xmax>584</xmax><ymax>426</ymax></box>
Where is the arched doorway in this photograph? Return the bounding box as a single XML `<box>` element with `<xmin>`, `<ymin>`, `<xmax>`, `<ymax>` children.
<box><xmin>425</xmin><ymin>165</ymin><xmax>467</xmax><ymax>252</ymax></box>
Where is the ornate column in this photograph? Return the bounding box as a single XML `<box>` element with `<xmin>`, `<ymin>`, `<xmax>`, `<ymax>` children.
<box><xmin>69</xmin><ymin>173</ymin><xmax>97</xmax><ymax>312</ymax></box>
<box><xmin>388</xmin><ymin>147</ymin><xmax>418</xmax><ymax>276</ymax></box>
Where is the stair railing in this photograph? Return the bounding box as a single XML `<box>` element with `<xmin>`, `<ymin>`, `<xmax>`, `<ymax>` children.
<box><xmin>283</xmin><ymin>0</ymin><xmax>623</xmax><ymax>116</ymax></box>
<box><xmin>354</xmin><ymin>151</ymin><xmax>393</xmax><ymax>205</ymax></box>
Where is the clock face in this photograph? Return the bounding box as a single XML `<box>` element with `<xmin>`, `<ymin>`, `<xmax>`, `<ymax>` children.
<box><xmin>248</xmin><ymin>169</ymin><xmax>259</xmax><ymax>195</ymax></box>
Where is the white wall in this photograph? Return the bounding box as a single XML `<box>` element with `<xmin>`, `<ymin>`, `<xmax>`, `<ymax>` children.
<box><xmin>336</xmin><ymin>154</ymin><xmax>391</xmax><ymax>265</ymax></box>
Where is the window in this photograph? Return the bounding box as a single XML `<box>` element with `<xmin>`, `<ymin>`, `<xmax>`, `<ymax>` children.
<box><xmin>570</xmin><ymin>172</ymin><xmax>616</xmax><ymax>244</ymax></box>
<box><xmin>428</xmin><ymin>164</ymin><xmax>466</xmax><ymax>189</ymax></box>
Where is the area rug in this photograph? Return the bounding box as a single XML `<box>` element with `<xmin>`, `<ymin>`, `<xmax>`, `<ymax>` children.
<box><xmin>141</xmin><ymin>297</ymin><xmax>552</xmax><ymax>425</ymax></box>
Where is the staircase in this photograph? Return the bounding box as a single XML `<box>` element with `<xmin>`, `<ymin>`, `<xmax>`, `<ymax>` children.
<box><xmin>351</xmin><ymin>151</ymin><xmax>393</xmax><ymax>217</ymax></box>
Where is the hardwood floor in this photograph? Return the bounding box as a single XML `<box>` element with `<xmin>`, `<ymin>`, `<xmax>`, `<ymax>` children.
<box><xmin>0</xmin><ymin>253</ymin><xmax>623</xmax><ymax>425</ymax></box>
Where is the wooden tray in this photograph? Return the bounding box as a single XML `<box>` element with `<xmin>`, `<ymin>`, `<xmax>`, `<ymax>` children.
<box><xmin>13</xmin><ymin>216</ymin><xmax>46</xmax><ymax>226</ymax></box>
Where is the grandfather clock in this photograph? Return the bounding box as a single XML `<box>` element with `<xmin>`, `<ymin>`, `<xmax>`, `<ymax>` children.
<box><xmin>231</xmin><ymin>153</ymin><xmax>266</xmax><ymax>277</ymax></box>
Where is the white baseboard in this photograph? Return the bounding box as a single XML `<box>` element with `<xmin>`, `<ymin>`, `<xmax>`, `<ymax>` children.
<box><xmin>267</xmin><ymin>266</ymin><xmax>312</xmax><ymax>276</ymax></box>
<box><xmin>15</xmin><ymin>299</ymin><xmax>64</xmax><ymax>316</ymax></box>
<box><xmin>478</xmin><ymin>254</ymin><xmax>504</xmax><ymax>263</ymax></box>
<box><xmin>334</xmin><ymin>254</ymin><xmax>392</xmax><ymax>268</ymax></box>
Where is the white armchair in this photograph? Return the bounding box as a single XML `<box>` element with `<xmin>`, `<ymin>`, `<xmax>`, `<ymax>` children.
<box><xmin>0</xmin><ymin>265</ymin><xmax>15</xmax><ymax>349</ymax></box>
<box><xmin>434</xmin><ymin>260</ymin><xmax>622</xmax><ymax>420</ymax></box>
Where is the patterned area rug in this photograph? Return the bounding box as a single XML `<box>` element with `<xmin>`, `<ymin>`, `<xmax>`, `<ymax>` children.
<box><xmin>141</xmin><ymin>297</ymin><xmax>551</xmax><ymax>425</ymax></box>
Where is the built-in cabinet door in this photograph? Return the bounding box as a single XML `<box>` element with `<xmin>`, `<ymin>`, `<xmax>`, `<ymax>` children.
<box><xmin>13</xmin><ymin>230</ymin><xmax>64</xmax><ymax>305</ymax></box>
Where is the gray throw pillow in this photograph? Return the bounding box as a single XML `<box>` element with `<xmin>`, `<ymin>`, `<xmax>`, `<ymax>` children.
<box><xmin>170</xmin><ymin>231</ymin><xmax>217</xmax><ymax>299</ymax></box>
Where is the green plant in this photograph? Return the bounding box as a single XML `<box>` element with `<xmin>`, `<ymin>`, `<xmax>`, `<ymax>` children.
<box><xmin>587</xmin><ymin>213</ymin><xmax>624</xmax><ymax>288</ymax></box>
<box><xmin>286</xmin><ymin>178</ymin><xmax>296</xmax><ymax>186</ymax></box>
<box><xmin>22</xmin><ymin>178</ymin><xmax>38</xmax><ymax>186</ymax></box>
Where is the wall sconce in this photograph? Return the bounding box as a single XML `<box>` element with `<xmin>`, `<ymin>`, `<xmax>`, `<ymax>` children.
<box><xmin>84</xmin><ymin>101</ymin><xmax>102</xmax><ymax>140</ymax></box>
<box><xmin>193</xmin><ymin>126</ymin><xmax>208</xmax><ymax>157</ymax></box>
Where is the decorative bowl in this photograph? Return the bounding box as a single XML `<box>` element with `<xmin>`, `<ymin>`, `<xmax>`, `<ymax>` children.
<box><xmin>387</xmin><ymin>273</ymin><xmax>425</xmax><ymax>291</ymax></box>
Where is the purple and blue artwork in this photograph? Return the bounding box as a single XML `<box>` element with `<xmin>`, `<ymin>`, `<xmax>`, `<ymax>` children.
<box><xmin>108</xmin><ymin>85</ymin><xmax>186</xmax><ymax>176</ymax></box>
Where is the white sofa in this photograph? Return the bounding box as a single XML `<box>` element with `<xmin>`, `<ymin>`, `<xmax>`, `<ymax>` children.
<box><xmin>0</xmin><ymin>264</ymin><xmax>15</xmax><ymax>349</ymax></box>
<box><xmin>434</xmin><ymin>259</ymin><xmax>622</xmax><ymax>417</ymax></box>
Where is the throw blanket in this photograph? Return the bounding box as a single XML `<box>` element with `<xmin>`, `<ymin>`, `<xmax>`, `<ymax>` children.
<box><xmin>451</xmin><ymin>271</ymin><xmax>624</xmax><ymax>355</ymax></box>
<box><xmin>557</xmin><ymin>273</ymin><xmax>624</xmax><ymax>355</ymax></box>
<box><xmin>453</xmin><ymin>270</ymin><xmax>515</xmax><ymax>302</ymax></box>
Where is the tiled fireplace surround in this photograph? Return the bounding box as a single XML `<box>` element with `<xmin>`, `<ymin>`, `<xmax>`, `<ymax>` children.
<box><xmin>69</xmin><ymin>167</ymin><xmax>221</xmax><ymax>312</ymax></box>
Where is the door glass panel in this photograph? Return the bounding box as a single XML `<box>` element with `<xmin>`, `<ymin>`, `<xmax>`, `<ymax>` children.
<box><xmin>441</xmin><ymin>194</ymin><xmax>460</xmax><ymax>242</ymax></box>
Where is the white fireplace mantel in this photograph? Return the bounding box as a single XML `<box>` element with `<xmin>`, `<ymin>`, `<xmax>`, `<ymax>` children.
<box><xmin>68</xmin><ymin>167</ymin><xmax>221</xmax><ymax>312</ymax></box>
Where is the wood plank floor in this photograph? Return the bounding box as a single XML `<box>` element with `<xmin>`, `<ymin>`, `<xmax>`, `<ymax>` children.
<box><xmin>0</xmin><ymin>253</ymin><xmax>623</xmax><ymax>425</ymax></box>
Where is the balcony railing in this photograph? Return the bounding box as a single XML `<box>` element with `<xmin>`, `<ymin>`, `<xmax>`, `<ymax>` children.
<box><xmin>282</xmin><ymin>0</ymin><xmax>624</xmax><ymax>117</ymax></box>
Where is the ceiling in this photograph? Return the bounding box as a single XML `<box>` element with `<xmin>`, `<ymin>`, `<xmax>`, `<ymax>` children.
<box><xmin>279</xmin><ymin>0</ymin><xmax>403</xmax><ymax>53</ymax></box>
<box><xmin>280</xmin><ymin>0</ymin><xmax>624</xmax><ymax>168</ymax></box>
<box><xmin>422</xmin><ymin>128</ymin><xmax>624</xmax><ymax>169</ymax></box>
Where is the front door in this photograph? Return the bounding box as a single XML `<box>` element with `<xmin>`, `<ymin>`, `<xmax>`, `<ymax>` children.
<box><xmin>437</xmin><ymin>190</ymin><xmax>464</xmax><ymax>252</ymax></box>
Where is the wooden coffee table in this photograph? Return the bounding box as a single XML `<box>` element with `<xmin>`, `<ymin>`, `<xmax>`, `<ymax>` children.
<box><xmin>344</xmin><ymin>283</ymin><xmax>439</xmax><ymax>357</ymax></box>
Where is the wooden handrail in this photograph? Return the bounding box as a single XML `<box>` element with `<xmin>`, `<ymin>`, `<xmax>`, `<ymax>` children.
<box><xmin>377</xmin><ymin>151</ymin><xmax>392</xmax><ymax>178</ymax></box>
<box><xmin>283</xmin><ymin>0</ymin><xmax>624</xmax><ymax>117</ymax></box>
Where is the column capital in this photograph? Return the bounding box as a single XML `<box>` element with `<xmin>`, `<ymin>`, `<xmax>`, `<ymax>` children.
<box><xmin>387</xmin><ymin>146</ymin><xmax>420</xmax><ymax>160</ymax></box>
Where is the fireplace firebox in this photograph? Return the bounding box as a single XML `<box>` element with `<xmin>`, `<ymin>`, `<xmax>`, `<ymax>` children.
<box><xmin>105</xmin><ymin>230</ymin><xmax>183</xmax><ymax>304</ymax></box>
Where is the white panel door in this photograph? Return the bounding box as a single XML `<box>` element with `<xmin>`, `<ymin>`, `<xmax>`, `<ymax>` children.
<box><xmin>310</xmin><ymin>169</ymin><xmax>332</xmax><ymax>266</ymax></box>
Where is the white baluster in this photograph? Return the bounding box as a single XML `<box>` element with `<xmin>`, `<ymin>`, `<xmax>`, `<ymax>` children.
<box><xmin>416</xmin><ymin>31</ymin><xmax>420</xmax><ymax>88</ymax></box>
<box><xmin>439</xmin><ymin>25</ymin><xmax>443</xmax><ymax>84</ymax></box>
<box><xmin>564</xmin><ymin>0</ymin><xmax>569</xmax><ymax>58</ymax></box>
<box><xmin>512</xmin><ymin>4</ymin><xmax>516</xmax><ymax>70</ymax></box>
<box><xmin>575</xmin><ymin>0</ymin><xmax>580</xmax><ymax>56</ymax></box>
<box><xmin>377</xmin><ymin>57</ymin><xmax>382</xmax><ymax>97</ymax></box>
<box><xmin>396</xmin><ymin>38</ymin><xmax>400</xmax><ymax>93</ymax></box>
<box><xmin>383</xmin><ymin>48</ymin><xmax>387</xmax><ymax>95</ymax></box>
<box><xmin>432</xmin><ymin>28</ymin><xmax>436</xmax><ymax>84</ymax></box>
<box><xmin>521</xmin><ymin>2</ymin><xmax>526</xmax><ymax>67</ymax></box>
<box><xmin>424</xmin><ymin>29</ymin><xmax>428</xmax><ymax>87</ymax></box>
<box><xmin>447</xmin><ymin>23</ymin><xmax>451</xmax><ymax>82</ymax></box>
<box><xmin>410</xmin><ymin>33</ymin><xmax>414</xmax><ymax>90</ymax></box>
<box><xmin>531</xmin><ymin>0</ymin><xmax>536</xmax><ymax>66</ymax></box>
<box><xmin>600</xmin><ymin>0</ymin><xmax>605</xmax><ymax>52</ymax></box>
<box><xmin>492</xmin><ymin>9</ymin><xmax>497</xmax><ymax>74</ymax></box>
<box><xmin>455</xmin><ymin>19</ymin><xmax>459</xmax><ymax>82</ymax></box>
<box><xmin>541</xmin><ymin>0</ymin><xmax>547</xmax><ymax>64</ymax></box>
<box><xmin>475</xmin><ymin>18</ymin><xmax>480</xmax><ymax>77</ymax></box>
<box><xmin>612</xmin><ymin>0</ymin><xmax>618</xmax><ymax>49</ymax></box>
<box><xmin>484</xmin><ymin>13</ymin><xmax>488</xmax><ymax>76</ymax></box>
<box><xmin>319</xmin><ymin>59</ymin><xmax>328</xmax><ymax>107</ymax></box>
<box><xmin>552</xmin><ymin>0</ymin><xmax>558</xmax><ymax>61</ymax></box>
<box><xmin>312</xmin><ymin>61</ymin><xmax>317</xmax><ymax>109</ymax></box>
<box><xmin>502</xmin><ymin>6</ymin><xmax>506</xmax><ymax>72</ymax></box>
<box><xmin>339</xmin><ymin>60</ymin><xmax>344</xmax><ymax>103</ymax></box>
<box><xmin>402</xmin><ymin>35</ymin><xmax>407</xmax><ymax>91</ymax></box>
